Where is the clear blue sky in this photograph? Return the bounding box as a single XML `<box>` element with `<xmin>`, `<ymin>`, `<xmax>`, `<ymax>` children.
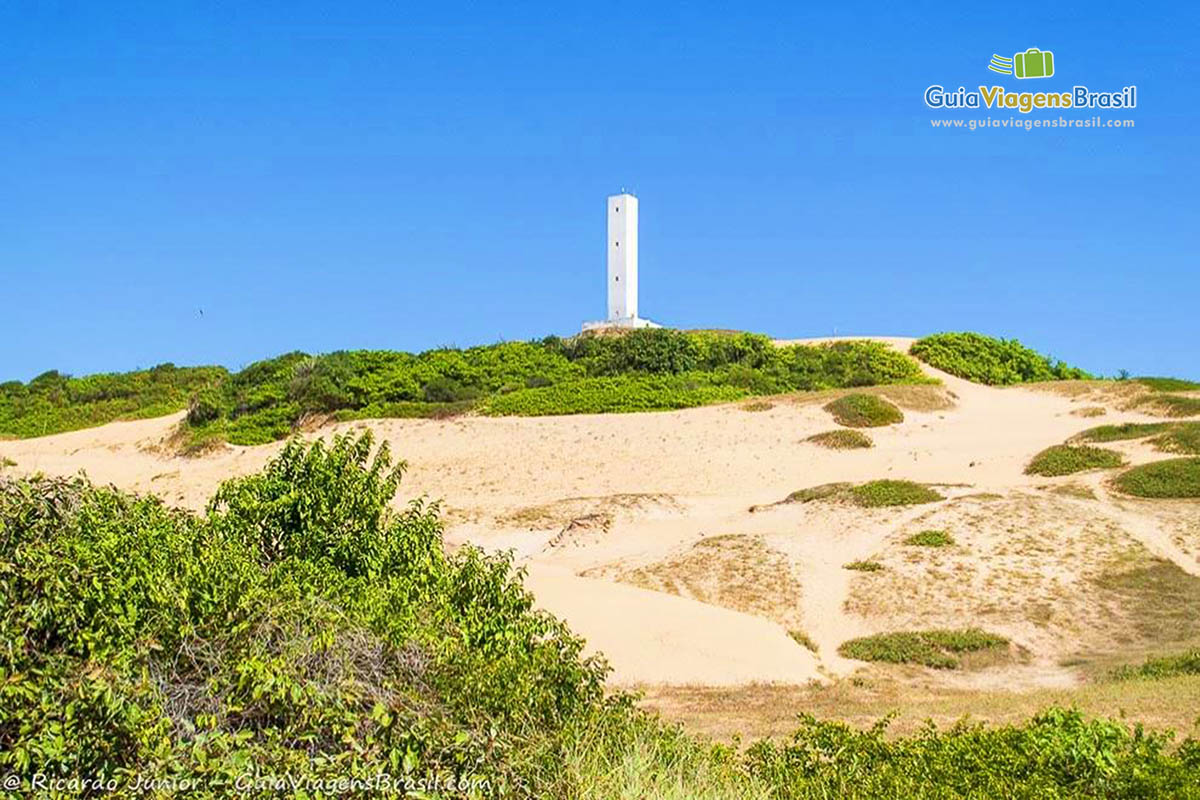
<box><xmin>3</xmin><ymin>2</ymin><xmax>1197</xmax><ymax>382</ymax></box>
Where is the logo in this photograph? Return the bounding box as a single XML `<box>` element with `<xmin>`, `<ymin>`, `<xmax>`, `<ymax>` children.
<box><xmin>988</xmin><ymin>48</ymin><xmax>1055</xmax><ymax>79</ymax></box>
<box><xmin>924</xmin><ymin>46</ymin><xmax>1137</xmax><ymax>115</ymax></box>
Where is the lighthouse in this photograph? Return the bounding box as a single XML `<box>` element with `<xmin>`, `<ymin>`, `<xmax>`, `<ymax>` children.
<box><xmin>583</xmin><ymin>192</ymin><xmax>660</xmax><ymax>331</ymax></box>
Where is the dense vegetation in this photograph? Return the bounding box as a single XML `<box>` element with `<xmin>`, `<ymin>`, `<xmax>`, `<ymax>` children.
<box><xmin>806</xmin><ymin>429</ymin><xmax>873</xmax><ymax>449</ymax></box>
<box><xmin>1114</xmin><ymin>458</ymin><xmax>1200</xmax><ymax>499</ymax></box>
<box><xmin>1076</xmin><ymin>422</ymin><xmax>1173</xmax><ymax>443</ymax></box>
<box><xmin>2</xmin><ymin>436</ymin><xmax>1199</xmax><ymax>796</ymax></box>
<box><xmin>823</xmin><ymin>393</ymin><xmax>903</xmax><ymax>427</ymax></box>
<box><xmin>910</xmin><ymin>332</ymin><xmax>1092</xmax><ymax>385</ymax></box>
<box><xmin>0</xmin><ymin>364</ymin><xmax>227</xmax><ymax>438</ymax></box>
<box><xmin>838</xmin><ymin>629</ymin><xmax>1009</xmax><ymax>669</ymax></box>
<box><xmin>1026</xmin><ymin>444</ymin><xmax>1125</xmax><ymax>476</ymax></box>
<box><xmin>1</xmin><ymin>331</ymin><xmax>929</xmax><ymax>446</ymax></box>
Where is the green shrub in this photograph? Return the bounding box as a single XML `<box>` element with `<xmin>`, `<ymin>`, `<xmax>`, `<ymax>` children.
<box><xmin>838</xmin><ymin>629</ymin><xmax>1008</xmax><ymax>669</ymax></box>
<box><xmin>905</xmin><ymin>530</ymin><xmax>954</xmax><ymax>547</ymax></box>
<box><xmin>823</xmin><ymin>394</ymin><xmax>903</xmax><ymax>428</ymax></box>
<box><xmin>806</xmin><ymin>429</ymin><xmax>873</xmax><ymax>449</ymax></box>
<box><xmin>850</xmin><ymin>480</ymin><xmax>944</xmax><ymax>507</ymax></box>
<box><xmin>0</xmin><ymin>363</ymin><xmax>229</xmax><ymax>438</ymax></box>
<box><xmin>1112</xmin><ymin>650</ymin><xmax>1200</xmax><ymax>680</ymax></box>
<box><xmin>0</xmin><ymin>433</ymin><xmax>613</xmax><ymax>793</ymax></box>
<box><xmin>910</xmin><ymin>332</ymin><xmax>1091</xmax><ymax>385</ymax></box>
<box><xmin>843</xmin><ymin>560</ymin><xmax>884</xmax><ymax>572</ymax></box>
<box><xmin>1114</xmin><ymin>458</ymin><xmax>1200</xmax><ymax>498</ymax></box>
<box><xmin>1026</xmin><ymin>444</ymin><xmax>1125</xmax><ymax>476</ymax></box>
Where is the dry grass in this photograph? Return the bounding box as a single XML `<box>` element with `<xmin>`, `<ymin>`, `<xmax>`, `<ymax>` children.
<box><xmin>786</xmin><ymin>384</ymin><xmax>954</xmax><ymax>413</ymax></box>
<box><xmin>638</xmin><ymin>675</ymin><xmax>1200</xmax><ymax>743</ymax></box>
<box><xmin>805</xmin><ymin>429</ymin><xmax>873</xmax><ymax>450</ymax></box>
<box><xmin>844</xmin><ymin>494</ymin><xmax>1172</xmax><ymax>662</ymax></box>
<box><xmin>498</xmin><ymin>493</ymin><xmax>681</xmax><ymax>529</ymax></box>
<box><xmin>586</xmin><ymin>534</ymin><xmax>805</xmax><ymax>628</ymax></box>
<box><xmin>740</xmin><ymin>400</ymin><xmax>775</xmax><ymax>412</ymax></box>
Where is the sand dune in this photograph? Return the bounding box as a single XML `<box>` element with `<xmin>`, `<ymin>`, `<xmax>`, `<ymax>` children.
<box><xmin>2</xmin><ymin>338</ymin><xmax>1195</xmax><ymax>691</ymax></box>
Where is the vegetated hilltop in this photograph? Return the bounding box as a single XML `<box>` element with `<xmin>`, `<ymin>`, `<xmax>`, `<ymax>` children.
<box><xmin>910</xmin><ymin>332</ymin><xmax>1093</xmax><ymax>385</ymax></box>
<box><xmin>0</xmin><ymin>364</ymin><xmax>228</xmax><ymax>438</ymax></box>
<box><xmin>3</xmin><ymin>330</ymin><xmax>930</xmax><ymax>447</ymax></box>
<box><xmin>2</xmin><ymin>433</ymin><xmax>1197</xmax><ymax>798</ymax></box>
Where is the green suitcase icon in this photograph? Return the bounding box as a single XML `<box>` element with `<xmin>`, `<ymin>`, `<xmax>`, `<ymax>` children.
<box><xmin>1014</xmin><ymin>48</ymin><xmax>1054</xmax><ymax>79</ymax></box>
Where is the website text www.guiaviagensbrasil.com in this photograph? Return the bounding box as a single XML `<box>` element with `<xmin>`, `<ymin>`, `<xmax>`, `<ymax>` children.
<box><xmin>931</xmin><ymin>116</ymin><xmax>1134</xmax><ymax>131</ymax></box>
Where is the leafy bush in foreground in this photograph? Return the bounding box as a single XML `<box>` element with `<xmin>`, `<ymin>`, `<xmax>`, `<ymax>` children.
<box><xmin>838</xmin><ymin>629</ymin><xmax>1008</xmax><ymax>669</ymax></box>
<box><xmin>0</xmin><ymin>433</ymin><xmax>611</xmax><ymax>794</ymax></box>
<box><xmin>823</xmin><ymin>393</ymin><xmax>903</xmax><ymax>428</ymax></box>
<box><xmin>911</xmin><ymin>332</ymin><xmax>1092</xmax><ymax>385</ymax></box>
<box><xmin>1114</xmin><ymin>458</ymin><xmax>1200</xmax><ymax>498</ymax></box>
<box><xmin>1026</xmin><ymin>444</ymin><xmax>1125</xmax><ymax>476</ymax></box>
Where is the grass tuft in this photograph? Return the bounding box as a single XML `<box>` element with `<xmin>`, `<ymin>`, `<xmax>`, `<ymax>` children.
<box><xmin>1112</xmin><ymin>650</ymin><xmax>1200</xmax><ymax>680</ymax></box>
<box><xmin>788</xmin><ymin>630</ymin><xmax>819</xmax><ymax>653</ymax></box>
<box><xmin>1025</xmin><ymin>445</ymin><xmax>1124</xmax><ymax>476</ymax></box>
<box><xmin>1137</xmin><ymin>377</ymin><xmax>1200</xmax><ymax>392</ymax></box>
<box><xmin>904</xmin><ymin>530</ymin><xmax>954</xmax><ymax>547</ymax></box>
<box><xmin>838</xmin><ymin>629</ymin><xmax>1009</xmax><ymax>669</ymax></box>
<box><xmin>843</xmin><ymin>560</ymin><xmax>884</xmax><ymax>572</ymax></box>
<box><xmin>823</xmin><ymin>394</ymin><xmax>903</xmax><ymax>428</ymax></box>
<box><xmin>805</xmin><ymin>429</ymin><xmax>873</xmax><ymax>449</ymax></box>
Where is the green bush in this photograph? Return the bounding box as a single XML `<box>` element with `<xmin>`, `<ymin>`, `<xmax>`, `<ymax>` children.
<box><xmin>745</xmin><ymin>708</ymin><xmax>1199</xmax><ymax>799</ymax></box>
<box><xmin>910</xmin><ymin>332</ymin><xmax>1092</xmax><ymax>385</ymax></box>
<box><xmin>1113</xmin><ymin>650</ymin><xmax>1200</xmax><ymax>680</ymax></box>
<box><xmin>806</xmin><ymin>429</ymin><xmax>874</xmax><ymax>449</ymax></box>
<box><xmin>838</xmin><ymin>629</ymin><xmax>1008</xmax><ymax>669</ymax></box>
<box><xmin>0</xmin><ymin>363</ymin><xmax>229</xmax><ymax>438</ymax></box>
<box><xmin>850</xmin><ymin>480</ymin><xmax>944</xmax><ymax>507</ymax></box>
<box><xmin>1026</xmin><ymin>444</ymin><xmax>1125</xmax><ymax>476</ymax></box>
<box><xmin>905</xmin><ymin>530</ymin><xmax>954</xmax><ymax>547</ymax></box>
<box><xmin>823</xmin><ymin>393</ymin><xmax>903</xmax><ymax>428</ymax></box>
<box><xmin>1114</xmin><ymin>458</ymin><xmax>1200</xmax><ymax>498</ymax></box>
<box><xmin>0</xmin><ymin>433</ymin><xmax>613</xmax><ymax>794</ymax></box>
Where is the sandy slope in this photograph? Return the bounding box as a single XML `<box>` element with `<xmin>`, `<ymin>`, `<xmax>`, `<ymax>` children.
<box><xmin>2</xmin><ymin>338</ymin><xmax>1195</xmax><ymax>690</ymax></box>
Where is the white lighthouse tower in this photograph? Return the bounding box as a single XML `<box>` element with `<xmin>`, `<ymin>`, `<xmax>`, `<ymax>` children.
<box><xmin>583</xmin><ymin>192</ymin><xmax>660</xmax><ymax>331</ymax></box>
